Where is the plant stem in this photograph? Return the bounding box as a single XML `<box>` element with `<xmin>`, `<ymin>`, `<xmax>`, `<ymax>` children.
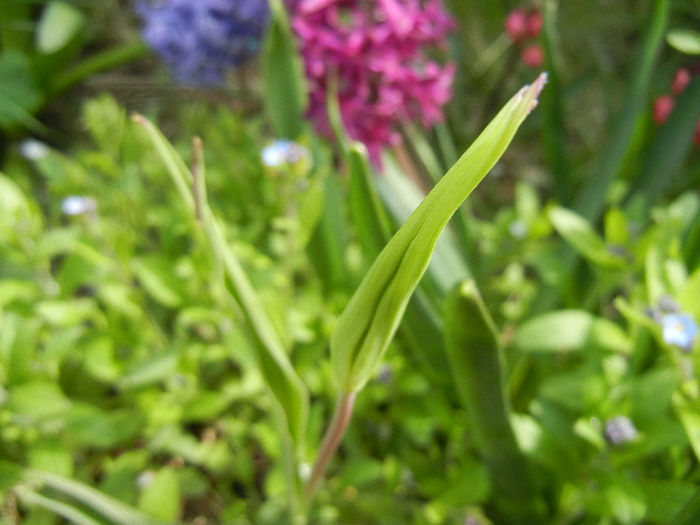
<box><xmin>303</xmin><ymin>392</ymin><xmax>356</xmax><ymax>501</ymax></box>
<box><xmin>49</xmin><ymin>41</ymin><xmax>149</xmax><ymax>96</ymax></box>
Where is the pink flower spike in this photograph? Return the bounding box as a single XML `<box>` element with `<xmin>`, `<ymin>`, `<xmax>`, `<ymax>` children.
<box><xmin>672</xmin><ymin>68</ymin><xmax>691</xmax><ymax>96</ymax></box>
<box><xmin>505</xmin><ymin>9</ymin><xmax>528</xmax><ymax>43</ymax></box>
<box><xmin>521</xmin><ymin>44</ymin><xmax>543</xmax><ymax>68</ymax></box>
<box><xmin>526</xmin><ymin>11</ymin><xmax>543</xmax><ymax>38</ymax></box>
<box><xmin>287</xmin><ymin>0</ymin><xmax>456</xmax><ymax>168</ymax></box>
<box><xmin>652</xmin><ymin>95</ymin><xmax>674</xmax><ymax>125</ymax></box>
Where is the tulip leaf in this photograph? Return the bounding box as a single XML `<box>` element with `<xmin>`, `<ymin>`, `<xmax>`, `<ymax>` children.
<box><xmin>331</xmin><ymin>74</ymin><xmax>547</xmax><ymax>392</ymax></box>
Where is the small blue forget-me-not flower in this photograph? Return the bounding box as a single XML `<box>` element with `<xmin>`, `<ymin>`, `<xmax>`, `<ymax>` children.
<box><xmin>261</xmin><ymin>139</ymin><xmax>309</xmax><ymax>168</ymax></box>
<box><xmin>662</xmin><ymin>312</ymin><xmax>699</xmax><ymax>352</ymax></box>
<box><xmin>137</xmin><ymin>0</ymin><xmax>268</xmax><ymax>85</ymax></box>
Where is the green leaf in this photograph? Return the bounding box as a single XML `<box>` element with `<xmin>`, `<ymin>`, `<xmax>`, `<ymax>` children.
<box><xmin>15</xmin><ymin>489</ymin><xmax>103</xmax><ymax>525</ymax></box>
<box><xmin>81</xmin><ymin>93</ymin><xmax>126</xmax><ymax>156</ymax></box>
<box><xmin>138</xmin><ymin>468</ymin><xmax>181</xmax><ymax>523</ymax></box>
<box><xmin>347</xmin><ymin>143</ymin><xmax>392</xmax><ymax>261</ymax></box>
<box><xmin>36</xmin><ymin>1</ymin><xmax>85</xmax><ymax>54</ymax></box>
<box><xmin>641</xmin><ymin>479</ymin><xmax>695</xmax><ymax>522</ymax></box>
<box><xmin>29</xmin><ymin>470</ymin><xmax>168</xmax><ymax>525</ymax></box>
<box><xmin>65</xmin><ymin>404</ymin><xmax>142</xmax><ymax>449</ymax></box>
<box><xmin>674</xmin><ymin>485</ymin><xmax>700</xmax><ymax>525</ymax></box>
<box><xmin>0</xmin><ymin>461</ymin><xmax>25</xmax><ymax>491</ymax></box>
<box><xmin>548</xmin><ymin>205</ymin><xmax>625</xmax><ymax>268</ymax></box>
<box><xmin>263</xmin><ymin>0</ymin><xmax>307</xmax><ymax>138</ymax></box>
<box><xmin>667</xmin><ymin>28</ymin><xmax>700</xmax><ymax>55</ymax></box>
<box><xmin>0</xmin><ymin>51</ymin><xmax>44</xmax><ymax>131</ymax></box>
<box><xmin>444</xmin><ymin>280</ymin><xmax>542</xmax><ymax>520</ymax></box>
<box><xmin>573</xmin><ymin>0</ymin><xmax>669</xmax><ymax>221</ymax></box>
<box><xmin>118</xmin><ymin>352</ymin><xmax>180</xmax><ymax>390</ymax></box>
<box><xmin>0</xmin><ymin>173</ymin><xmax>43</xmax><ymax>241</ymax></box>
<box><xmin>513</xmin><ymin>310</ymin><xmax>629</xmax><ymax>353</ymax></box>
<box><xmin>331</xmin><ymin>74</ymin><xmax>546</xmax><ymax>393</ymax></box>
<box><xmin>673</xmin><ymin>392</ymin><xmax>700</xmax><ymax>463</ymax></box>
<box><xmin>28</xmin><ymin>443</ymin><xmax>73</xmax><ymax>477</ymax></box>
<box><xmin>679</xmin><ymin>267</ymin><xmax>700</xmax><ymax>318</ymax></box>
<box><xmin>36</xmin><ymin>298</ymin><xmax>104</xmax><ymax>327</ymax></box>
<box><xmin>133</xmin><ymin>115</ymin><xmax>308</xmax><ymax>449</ymax></box>
<box><xmin>131</xmin><ymin>256</ymin><xmax>184</xmax><ymax>308</ymax></box>
<box><xmin>605</xmin><ymin>479</ymin><xmax>646</xmax><ymax>525</ymax></box>
<box><xmin>8</xmin><ymin>381</ymin><xmax>71</xmax><ymax>419</ymax></box>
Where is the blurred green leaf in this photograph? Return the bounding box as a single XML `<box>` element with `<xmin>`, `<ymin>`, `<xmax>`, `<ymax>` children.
<box><xmin>667</xmin><ymin>28</ymin><xmax>700</xmax><ymax>55</ymax></box>
<box><xmin>514</xmin><ymin>310</ymin><xmax>629</xmax><ymax>354</ymax></box>
<box><xmin>263</xmin><ymin>0</ymin><xmax>307</xmax><ymax>139</ymax></box>
<box><xmin>445</xmin><ymin>280</ymin><xmax>543</xmax><ymax>521</ymax></box>
<box><xmin>0</xmin><ymin>51</ymin><xmax>44</xmax><ymax>131</ymax></box>
<box><xmin>8</xmin><ymin>381</ymin><xmax>71</xmax><ymax>419</ymax></box>
<box><xmin>0</xmin><ymin>461</ymin><xmax>25</xmax><ymax>491</ymax></box>
<box><xmin>673</xmin><ymin>392</ymin><xmax>700</xmax><ymax>463</ymax></box>
<box><xmin>36</xmin><ymin>1</ymin><xmax>85</xmax><ymax>54</ymax></box>
<box><xmin>641</xmin><ymin>479</ymin><xmax>695</xmax><ymax>522</ymax></box>
<box><xmin>30</xmin><ymin>470</ymin><xmax>168</xmax><ymax>525</ymax></box>
<box><xmin>138</xmin><ymin>467</ymin><xmax>181</xmax><ymax>523</ymax></box>
<box><xmin>134</xmin><ymin>115</ymin><xmax>308</xmax><ymax>449</ymax></box>
<box><xmin>28</xmin><ymin>442</ymin><xmax>73</xmax><ymax>477</ymax></box>
<box><xmin>0</xmin><ymin>173</ymin><xmax>42</xmax><ymax>241</ymax></box>
<box><xmin>573</xmin><ymin>0</ymin><xmax>669</xmax><ymax>221</ymax></box>
<box><xmin>679</xmin><ymin>268</ymin><xmax>700</xmax><ymax>318</ymax></box>
<box><xmin>118</xmin><ymin>352</ymin><xmax>180</xmax><ymax>390</ymax></box>
<box><xmin>605</xmin><ymin>479</ymin><xmax>646</xmax><ymax>525</ymax></box>
<box><xmin>131</xmin><ymin>256</ymin><xmax>184</xmax><ymax>308</ymax></box>
<box><xmin>548</xmin><ymin>205</ymin><xmax>626</xmax><ymax>268</ymax></box>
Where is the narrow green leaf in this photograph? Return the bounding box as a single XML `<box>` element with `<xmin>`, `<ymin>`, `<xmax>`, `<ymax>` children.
<box><xmin>444</xmin><ymin>280</ymin><xmax>543</xmax><ymax>521</ymax></box>
<box><xmin>331</xmin><ymin>74</ymin><xmax>546</xmax><ymax>392</ymax></box>
<box><xmin>29</xmin><ymin>470</ymin><xmax>168</xmax><ymax>525</ymax></box>
<box><xmin>673</xmin><ymin>392</ymin><xmax>700</xmax><ymax>463</ymax></box>
<box><xmin>263</xmin><ymin>0</ymin><xmax>307</xmax><ymax>139</ymax></box>
<box><xmin>548</xmin><ymin>205</ymin><xmax>626</xmax><ymax>268</ymax></box>
<box><xmin>16</xmin><ymin>488</ymin><xmax>103</xmax><ymax>525</ymax></box>
<box><xmin>624</xmin><ymin>77</ymin><xmax>700</xmax><ymax>214</ymax></box>
<box><xmin>0</xmin><ymin>51</ymin><xmax>44</xmax><ymax>131</ymax></box>
<box><xmin>133</xmin><ymin>119</ymin><xmax>309</xmax><ymax>448</ymax></box>
<box><xmin>347</xmin><ymin>143</ymin><xmax>393</xmax><ymax>261</ymax></box>
<box><xmin>540</xmin><ymin>0</ymin><xmax>571</xmax><ymax>203</ymax></box>
<box><xmin>573</xmin><ymin>0</ymin><xmax>669</xmax><ymax>221</ymax></box>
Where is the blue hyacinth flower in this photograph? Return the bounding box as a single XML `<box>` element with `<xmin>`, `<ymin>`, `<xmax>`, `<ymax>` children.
<box><xmin>137</xmin><ymin>0</ymin><xmax>269</xmax><ymax>85</ymax></box>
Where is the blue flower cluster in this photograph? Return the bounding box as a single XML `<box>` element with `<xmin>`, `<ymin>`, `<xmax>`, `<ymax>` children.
<box><xmin>137</xmin><ymin>0</ymin><xmax>268</xmax><ymax>85</ymax></box>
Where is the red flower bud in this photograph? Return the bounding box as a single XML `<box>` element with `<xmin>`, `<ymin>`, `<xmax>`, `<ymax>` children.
<box><xmin>652</xmin><ymin>95</ymin><xmax>674</xmax><ymax>125</ymax></box>
<box><xmin>521</xmin><ymin>44</ymin><xmax>543</xmax><ymax>68</ymax></box>
<box><xmin>505</xmin><ymin>9</ymin><xmax>528</xmax><ymax>43</ymax></box>
<box><xmin>672</xmin><ymin>68</ymin><xmax>691</xmax><ymax>96</ymax></box>
<box><xmin>526</xmin><ymin>11</ymin><xmax>543</xmax><ymax>38</ymax></box>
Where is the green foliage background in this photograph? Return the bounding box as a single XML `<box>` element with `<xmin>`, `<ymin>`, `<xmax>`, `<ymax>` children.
<box><xmin>1</xmin><ymin>1</ymin><xmax>700</xmax><ymax>524</ymax></box>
